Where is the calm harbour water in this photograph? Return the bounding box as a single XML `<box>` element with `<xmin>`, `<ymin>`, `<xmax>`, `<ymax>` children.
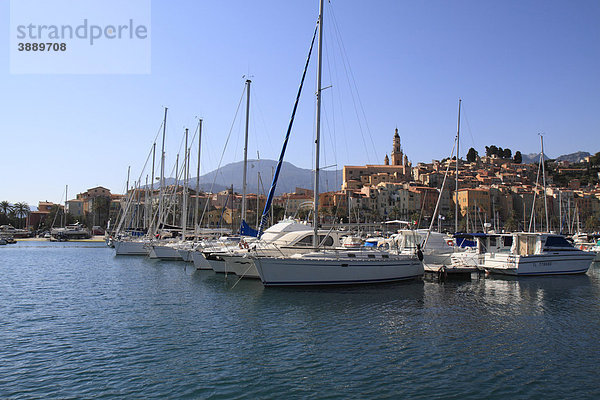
<box><xmin>1</xmin><ymin>241</ymin><xmax>599</xmax><ymax>399</ymax></box>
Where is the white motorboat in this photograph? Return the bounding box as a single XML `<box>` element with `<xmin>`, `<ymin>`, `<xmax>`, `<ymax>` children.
<box><xmin>450</xmin><ymin>233</ymin><xmax>514</xmax><ymax>272</ymax></box>
<box><xmin>219</xmin><ymin>229</ymin><xmax>345</xmax><ymax>279</ymax></box>
<box><xmin>391</xmin><ymin>229</ymin><xmax>458</xmax><ymax>273</ymax></box>
<box><xmin>192</xmin><ymin>218</ymin><xmax>312</xmax><ymax>272</ymax></box>
<box><xmin>483</xmin><ymin>233</ymin><xmax>595</xmax><ymax>276</ymax></box>
<box><xmin>51</xmin><ymin>222</ymin><xmax>91</xmax><ymax>240</ymax></box>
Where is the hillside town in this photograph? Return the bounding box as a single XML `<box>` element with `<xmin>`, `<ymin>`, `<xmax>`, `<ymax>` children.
<box><xmin>3</xmin><ymin>129</ymin><xmax>600</xmax><ymax>235</ymax></box>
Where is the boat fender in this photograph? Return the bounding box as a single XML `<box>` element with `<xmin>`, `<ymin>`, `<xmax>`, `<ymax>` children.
<box><xmin>416</xmin><ymin>244</ymin><xmax>424</xmax><ymax>261</ymax></box>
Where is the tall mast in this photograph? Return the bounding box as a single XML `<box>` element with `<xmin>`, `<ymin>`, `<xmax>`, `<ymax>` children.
<box><xmin>145</xmin><ymin>175</ymin><xmax>149</xmax><ymax>229</ymax></box>
<box><xmin>257</xmin><ymin>152</ymin><xmax>261</xmax><ymax>229</ymax></box>
<box><xmin>313</xmin><ymin>0</ymin><xmax>324</xmax><ymax>249</ymax></box>
<box><xmin>195</xmin><ymin>119</ymin><xmax>203</xmax><ymax>235</ymax></box>
<box><xmin>158</xmin><ymin>107</ymin><xmax>168</xmax><ymax>235</ymax></box>
<box><xmin>559</xmin><ymin>189</ymin><xmax>562</xmax><ymax>233</ymax></box>
<box><xmin>64</xmin><ymin>184</ymin><xmax>68</xmax><ymax>227</ymax></box>
<box><xmin>182</xmin><ymin>128</ymin><xmax>189</xmax><ymax>241</ymax></box>
<box><xmin>540</xmin><ymin>134</ymin><xmax>549</xmax><ymax>232</ymax></box>
<box><xmin>242</xmin><ymin>79</ymin><xmax>251</xmax><ymax>223</ymax></box>
<box><xmin>150</xmin><ymin>143</ymin><xmax>156</xmax><ymax>230</ymax></box>
<box><xmin>455</xmin><ymin>98</ymin><xmax>461</xmax><ymax>233</ymax></box>
<box><xmin>173</xmin><ymin>153</ymin><xmax>179</xmax><ymax>226</ymax></box>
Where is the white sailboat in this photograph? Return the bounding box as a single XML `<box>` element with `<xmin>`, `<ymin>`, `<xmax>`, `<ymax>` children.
<box><xmin>114</xmin><ymin>108</ymin><xmax>168</xmax><ymax>256</ymax></box>
<box><xmin>250</xmin><ymin>0</ymin><xmax>423</xmax><ymax>286</ymax></box>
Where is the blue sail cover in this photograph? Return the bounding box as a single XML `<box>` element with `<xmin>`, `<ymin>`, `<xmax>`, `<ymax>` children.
<box><xmin>257</xmin><ymin>24</ymin><xmax>318</xmax><ymax>238</ymax></box>
<box><xmin>240</xmin><ymin>219</ymin><xmax>258</xmax><ymax>237</ymax></box>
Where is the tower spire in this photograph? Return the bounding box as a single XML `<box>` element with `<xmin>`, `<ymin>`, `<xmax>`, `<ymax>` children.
<box><xmin>391</xmin><ymin>127</ymin><xmax>403</xmax><ymax>165</ymax></box>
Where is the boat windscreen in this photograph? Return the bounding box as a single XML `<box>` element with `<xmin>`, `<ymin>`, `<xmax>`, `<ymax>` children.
<box><xmin>544</xmin><ymin>236</ymin><xmax>573</xmax><ymax>248</ymax></box>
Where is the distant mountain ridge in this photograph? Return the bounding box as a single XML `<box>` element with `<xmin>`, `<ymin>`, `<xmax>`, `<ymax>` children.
<box><xmin>165</xmin><ymin>159</ymin><xmax>343</xmax><ymax>195</ymax></box>
<box><xmin>520</xmin><ymin>151</ymin><xmax>590</xmax><ymax>164</ymax></box>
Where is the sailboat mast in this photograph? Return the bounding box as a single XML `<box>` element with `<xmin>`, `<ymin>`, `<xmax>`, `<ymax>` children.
<box><xmin>242</xmin><ymin>79</ymin><xmax>251</xmax><ymax>223</ymax></box>
<box><xmin>64</xmin><ymin>184</ymin><xmax>68</xmax><ymax>227</ymax></box>
<box><xmin>540</xmin><ymin>134</ymin><xmax>549</xmax><ymax>231</ymax></box>
<box><xmin>182</xmin><ymin>128</ymin><xmax>189</xmax><ymax>241</ymax></box>
<box><xmin>150</xmin><ymin>143</ymin><xmax>156</xmax><ymax>230</ymax></box>
<box><xmin>145</xmin><ymin>175</ymin><xmax>149</xmax><ymax>229</ymax></box>
<box><xmin>195</xmin><ymin>119</ymin><xmax>202</xmax><ymax>235</ymax></box>
<box><xmin>313</xmin><ymin>0</ymin><xmax>324</xmax><ymax>249</ymax></box>
<box><xmin>158</xmin><ymin>107</ymin><xmax>168</xmax><ymax>235</ymax></box>
<box><xmin>559</xmin><ymin>189</ymin><xmax>562</xmax><ymax>233</ymax></box>
<box><xmin>455</xmin><ymin>98</ymin><xmax>461</xmax><ymax>233</ymax></box>
<box><xmin>173</xmin><ymin>153</ymin><xmax>179</xmax><ymax>226</ymax></box>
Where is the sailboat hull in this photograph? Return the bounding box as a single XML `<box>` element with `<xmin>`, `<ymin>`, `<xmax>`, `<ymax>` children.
<box><xmin>220</xmin><ymin>255</ymin><xmax>260</xmax><ymax>279</ymax></box>
<box><xmin>148</xmin><ymin>245</ymin><xmax>183</xmax><ymax>260</ymax></box>
<box><xmin>252</xmin><ymin>254</ymin><xmax>423</xmax><ymax>286</ymax></box>
<box><xmin>114</xmin><ymin>240</ymin><xmax>148</xmax><ymax>256</ymax></box>
<box><xmin>191</xmin><ymin>251</ymin><xmax>212</xmax><ymax>270</ymax></box>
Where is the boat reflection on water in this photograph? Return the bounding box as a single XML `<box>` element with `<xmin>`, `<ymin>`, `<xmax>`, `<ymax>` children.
<box><xmin>481</xmin><ymin>273</ymin><xmax>594</xmax><ymax>310</ymax></box>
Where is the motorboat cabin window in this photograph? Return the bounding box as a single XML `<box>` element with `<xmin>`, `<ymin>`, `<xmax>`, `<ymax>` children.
<box><xmin>296</xmin><ymin>235</ymin><xmax>314</xmax><ymax>247</ymax></box>
<box><xmin>295</xmin><ymin>234</ymin><xmax>334</xmax><ymax>247</ymax></box>
<box><xmin>518</xmin><ymin>235</ymin><xmax>537</xmax><ymax>256</ymax></box>
<box><xmin>544</xmin><ymin>236</ymin><xmax>573</xmax><ymax>249</ymax></box>
<box><xmin>503</xmin><ymin>236</ymin><xmax>513</xmax><ymax>247</ymax></box>
<box><xmin>400</xmin><ymin>234</ymin><xmax>419</xmax><ymax>250</ymax></box>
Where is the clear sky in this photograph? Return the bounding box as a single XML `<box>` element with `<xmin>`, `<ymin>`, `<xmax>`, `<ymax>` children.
<box><xmin>2</xmin><ymin>0</ymin><xmax>599</xmax><ymax>206</ymax></box>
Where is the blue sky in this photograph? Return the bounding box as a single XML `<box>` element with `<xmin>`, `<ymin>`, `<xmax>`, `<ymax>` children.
<box><xmin>2</xmin><ymin>0</ymin><xmax>599</xmax><ymax>206</ymax></box>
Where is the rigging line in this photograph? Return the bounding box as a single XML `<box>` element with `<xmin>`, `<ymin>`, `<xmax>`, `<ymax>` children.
<box><xmin>250</xmin><ymin>88</ymin><xmax>274</xmax><ymax>157</ymax></box>
<box><xmin>329</xmin><ymin>4</ymin><xmax>378</xmax><ymax>163</ymax></box>
<box><xmin>328</xmin><ymin>8</ymin><xmax>370</xmax><ymax>163</ymax></box>
<box><xmin>185</xmin><ymin>122</ymin><xmax>201</xmax><ymax>187</ymax></box>
<box><xmin>198</xmin><ymin>84</ymin><xmax>247</xmax><ymax>227</ymax></box>
<box><xmin>257</xmin><ymin>23</ymin><xmax>319</xmax><ymax>237</ymax></box>
<box><xmin>322</xmin><ymin>25</ymin><xmax>338</xmax><ymax>176</ymax></box>
<box><xmin>460</xmin><ymin>102</ymin><xmax>477</xmax><ymax>151</ymax></box>
<box><xmin>321</xmin><ymin>106</ymin><xmax>340</xmax><ymax>193</ymax></box>
<box><xmin>324</xmin><ymin>12</ymin><xmax>350</xmax><ymax>168</ymax></box>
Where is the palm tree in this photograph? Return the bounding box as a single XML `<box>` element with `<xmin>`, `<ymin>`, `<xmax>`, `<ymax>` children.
<box><xmin>13</xmin><ymin>202</ymin><xmax>30</xmax><ymax>229</ymax></box>
<box><xmin>0</xmin><ymin>201</ymin><xmax>13</xmax><ymax>217</ymax></box>
<box><xmin>0</xmin><ymin>201</ymin><xmax>13</xmax><ymax>225</ymax></box>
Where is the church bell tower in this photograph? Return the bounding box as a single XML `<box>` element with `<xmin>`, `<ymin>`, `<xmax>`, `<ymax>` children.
<box><xmin>391</xmin><ymin>128</ymin><xmax>403</xmax><ymax>166</ymax></box>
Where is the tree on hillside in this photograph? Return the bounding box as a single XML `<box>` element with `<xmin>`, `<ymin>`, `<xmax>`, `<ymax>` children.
<box><xmin>503</xmin><ymin>148</ymin><xmax>512</xmax><ymax>159</ymax></box>
<box><xmin>514</xmin><ymin>151</ymin><xmax>522</xmax><ymax>164</ymax></box>
<box><xmin>486</xmin><ymin>145</ymin><xmax>499</xmax><ymax>157</ymax></box>
<box><xmin>589</xmin><ymin>152</ymin><xmax>600</xmax><ymax>168</ymax></box>
<box><xmin>466</xmin><ymin>147</ymin><xmax>478</xmax><ymax>163</ymax></box>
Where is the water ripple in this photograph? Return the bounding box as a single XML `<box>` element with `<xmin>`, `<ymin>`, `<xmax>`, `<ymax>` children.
<box><xmin>1</xmin><ymin>243</ymin><xmax>599</xmax><ymax>399</ymax></box>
